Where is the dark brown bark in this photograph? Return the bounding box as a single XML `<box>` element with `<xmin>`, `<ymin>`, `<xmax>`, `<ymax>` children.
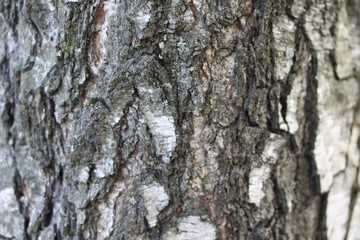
<box><xmin>0</xmin><ymin>0</ymin><xmax>360</xmax><ymax>239</ymax></box>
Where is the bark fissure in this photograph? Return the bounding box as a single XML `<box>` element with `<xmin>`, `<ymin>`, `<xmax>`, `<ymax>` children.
<box><xmin>13</xmin><ymin>169</ymin><xmax>31</xmax><ymax>240</ymax></box>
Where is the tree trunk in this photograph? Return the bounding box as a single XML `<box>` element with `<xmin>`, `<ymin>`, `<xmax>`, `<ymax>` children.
<box><xmin>1</xmin><ymin>0</ymin><xmax>360</xmax><ymax>239</ymax></box>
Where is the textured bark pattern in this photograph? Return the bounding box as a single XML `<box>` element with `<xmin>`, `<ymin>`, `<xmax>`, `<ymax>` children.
<box><xmin>1</xmin><ymin>0</ymin><xmax>360</xmax><ymax>239</ymax></box>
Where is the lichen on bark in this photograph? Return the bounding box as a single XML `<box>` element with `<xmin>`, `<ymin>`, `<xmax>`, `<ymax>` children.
<box><xmin>1</xmin><ymin>0</ymin><xmax>360</xmax><ymax>239</ymax></box>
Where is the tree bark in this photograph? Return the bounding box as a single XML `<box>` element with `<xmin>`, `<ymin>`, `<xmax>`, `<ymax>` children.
<box><xmin>1</xmin><ymin>0</ymin><xmax>360</xmax><ymax>239</ymax></box>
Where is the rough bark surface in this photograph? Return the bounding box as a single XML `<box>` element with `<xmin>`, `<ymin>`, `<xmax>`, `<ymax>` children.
<box><xmin>1</xmin><ymin>0</ymin><xmax>360</xmax><ymax>239</ymax></box>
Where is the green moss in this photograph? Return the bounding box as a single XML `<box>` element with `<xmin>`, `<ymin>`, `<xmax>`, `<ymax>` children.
<box><xmin>90</xmin><ymin>143</ymin><xmax>97</xmax><ymax>152</ymax></box>
<box><xmin>59</xmin><ymin>22</ymin><xmax>78</xmax><ymax>56</ymax></box>
<box><xmin>89</xmin><ymin>97</ymin><xmax>99</xmax><ymax>104</ymax></box>
<box><xmin>63</xmin><ymin>224</ymin><xmax>72</xmax><ymax>236</ymax></box>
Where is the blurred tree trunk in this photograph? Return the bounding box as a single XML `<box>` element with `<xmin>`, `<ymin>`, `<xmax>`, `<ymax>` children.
<box><xmin>1</xmin><ymin>0</ymin><xmax>360</xmax><ymax>239</ymax></box>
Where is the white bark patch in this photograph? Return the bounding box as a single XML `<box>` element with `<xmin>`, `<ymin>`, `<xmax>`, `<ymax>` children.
<box><xmin>261</xmin><ymin>134</ymin><xmax>285</xmax><ymax>164</ymax></box>
<box><xmin>290</xmin><ymin>0</ymin><xmax>306</xmax><ymax>18</ymax></box>
<box><xmin>6</xmin><ymin>1</ymin><xmax>58</xmax><ymax>90</ymax></box>
<box><xmin>347</xmin><ymin>125</ymin><xmax>360</xmax><ymax>167</ymax></box>
<box><xmin>78</xmin><ymin>166</ymin><xmax>90</xmax><ymax>183</ymax></box>
<box><xmin>184</xmin><ymin>8</ymin><xmax>195</xmax><ymax>24</ymax></box>
<box><xmin>0</xmin><ymin>188</ymin><xmax>19</xmax><ymax>214</ymax></box>
<box><xmin>193</xmin><ymin>0</ymin><xmax>202</xmax><ymax>12</ymax></box>
<box><xmin>305</xmin><ymin>3</ymin><xmax>334</xmax><ymax>51</ymax></box>
<box><xmin>334</xmin><ymin>4</ymin><xmax>360</xmax><ymax>79</ymax></box>
<box><xmin>326</xmin><ymin>168</ymin><xmax>357</xmax><ymax>240</ymax></box>
<box><xmin>95</xmin><ymin>157</ymin><xmax>114</xmax><ymax>178</ymax></box>
<box><xmin>249</xmin><ymin>165</ymin><xmax>271</xmax><ymax>207</ymax></box>
<box><xmin>163</xmin><ymin>216</ymin><xmax>216</xmax><ymax>240</ymax></box>
<box><xmin>142</xmin><ymin>183</ymin><xmax>169</xmax><ymax>228</ymax></box>
<box><xmin>273</xmin><ymin>16</ymin><xmax>296</xmax><ymax>81</ymax></box>
<box><xmin>0</xmin><ymin>188</ymin><xmax>24</xmax><ymax>239</ymax></box>
<box><xmin>145</xmin><ymin>112</ymin><xmax>176</xmax><ymax>163</ymax></box>
<box><xmin>278</xmin><ymin>72</ymin><xmax>306</xmax><ymax>133</ymax></box>
<box><xmin>314</xmin><ymin>78</ymin><xmax>359</xmax><ymax>192</ymax></box>
<box><xmin>17</xmin><ymin>8</ymin><xmax>58</xmax><ymax>89</ymax></box>
<box><xmin>133</xmin><ymin>2</ymin><xmax>152</xmax><ymax>36</ymax></box>
<box><xmin>303</xmin><ymin>1</ymin><xmax>360</xmax><ymax>195</ymax></box>
<box><xmin>96</xmin><ymin>179</ymin><xmax>125</xmax><ymax>240</ymax></box>
<box><xmin>0</xmin><ymin>148</ymin><xmax>12</xmax><ymax>167</ymax></box>
<box><xmin>138</xmin><ymin>87</ymin><xmax>154</xmax><ymax>94</ymax></box>
<box><xmin>96</xmin><ymin>203</ymin><xmax>114</xmax><ymax>240</ymax></box>
<box><xmin>347</xmin><ymin>189</ymin><xmax>360</xmax><ymax>239</ymax></box>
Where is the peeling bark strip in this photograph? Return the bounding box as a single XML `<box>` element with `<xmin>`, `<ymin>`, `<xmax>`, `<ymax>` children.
<box><xmin>1</xmin><ymin>0</ymin><xmax>360</xmax><ymax>239</ymax></box>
